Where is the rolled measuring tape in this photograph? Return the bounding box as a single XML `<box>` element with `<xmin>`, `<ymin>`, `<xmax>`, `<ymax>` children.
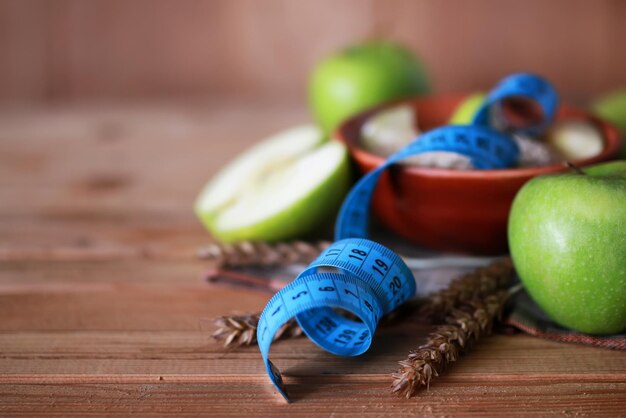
<box><xmin>257</xmin><ymin>73</ymin><xmax>558</xmax><ymax>402</ymax></box>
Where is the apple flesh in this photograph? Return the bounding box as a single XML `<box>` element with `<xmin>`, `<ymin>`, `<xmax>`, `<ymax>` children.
<box><xmin>547</xmin><ymin>120</ymin><xmax>604</xmax><ymax>161</ymax></box>
<box><xmin>361</xmin><ymin>104</ymin><xmax>420</xmax><ymax>157</ymax></box>
<box><xmin>196</xmin><ymin>125</ymin><xmax>325</xmax><ymax>217</ymax></box>
<box><xmin>195</xmin><ymin>125</ymin><xmax>351</xmax><ymax>243</ymax></box>
<box><xmin>508</xmin><ymin>161</ymin><xmax>626</xmax><ymax>334</ymax></box>
<box><xmin>309</xmin><ymin>41</ymin><xmax>430</xmax><ymax>135</ymax></box>
<box><xmin>360</xmin><ymin>104</ymin><xmax>473</xmax><ymax>169</ymax></box>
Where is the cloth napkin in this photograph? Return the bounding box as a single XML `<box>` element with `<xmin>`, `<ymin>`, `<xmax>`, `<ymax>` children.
<box><xmin>505</xmin><ymin>288</ymin><xmax>626</xmax><ymax>350</ymax></box>
<box><xmin>206</xmin><ymin>242</ymin><xmax>625</xmax><ymax>351</ymax></box>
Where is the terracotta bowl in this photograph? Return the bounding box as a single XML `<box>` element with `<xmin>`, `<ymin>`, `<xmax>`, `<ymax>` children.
<box><xmin>335</xmin><ymin>95</ymin><xmax>622</xmax><ymax>255</ymax></box>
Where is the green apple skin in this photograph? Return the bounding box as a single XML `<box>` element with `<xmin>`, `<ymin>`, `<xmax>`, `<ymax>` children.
<box><xmin>449</xmin><ymin>93</ymin><xmax>486</xmax><ymax>125</ymax></box>
<box><xmin>508</xmin><ymin>161</ymin><xmax>626</xmax><ymax>334</ymax></box>
<box><xmin>592</xmin><ymin>90</ymin><xmax>626</xmax><ymax>158</ymax></box>
<box><xmin>199</xmin><ymin>144</ymin><xmax>352</xmax><ymax>243</ymax></box>
<box><xmin>309</xmin><ymin>41</ymin><xmax>430</xmax><ymax>135</ymax></box>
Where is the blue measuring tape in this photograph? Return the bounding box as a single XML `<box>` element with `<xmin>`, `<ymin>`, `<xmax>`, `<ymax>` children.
<box><xmin>257</xmin><ymin>73</ymin><xmax>558</xmax><ymax>402</ymax></box>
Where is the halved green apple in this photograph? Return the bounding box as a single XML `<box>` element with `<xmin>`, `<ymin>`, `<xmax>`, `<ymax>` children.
<box><xmin>195</xmin><ymin>124</ymin><xmax>351</xmax><ymax>243</ymax></box>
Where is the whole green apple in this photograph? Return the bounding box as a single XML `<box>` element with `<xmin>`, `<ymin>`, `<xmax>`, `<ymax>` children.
<box><xmin>508</xmin><ymin>161</ymin><xmax>626</xmax><ymax>334</ymax></box>
<box><xmin>592</xmin><ymin>90</ymin><xmax>626</xmax><ymax>158</ymax></box>
<box><xmin>309</xmin><ymin>41</ymin><xmax>430</xmax><ymax>135</ymax></box>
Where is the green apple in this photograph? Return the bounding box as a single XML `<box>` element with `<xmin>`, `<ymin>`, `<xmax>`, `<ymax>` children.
<box><xmin>592</xmin><ymin>90</ymin><xmax>626</xmax><ymax>158</ymax></box>
<box><xmin>508</xmin><ymin>160</ymin><xmax>626</xmax><ymax>334</ymax></box>
<box><xmin>195</xmin><ymin>124</ymin><xmax>351</xmax><ymax>243</ymax></box>
<box><xmin>448</xmin><ymin>92</ymin><xmax>486</xmax><ymax>125</ymax></box>
<box><xmin>309</xmin><ymin>40</ymin><xmax>430</xmax><ymax>135</ymax></box>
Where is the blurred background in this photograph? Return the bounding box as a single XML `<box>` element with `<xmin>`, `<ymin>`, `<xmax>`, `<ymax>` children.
<box><xmin>2</xmin><ymin>0</ymin><xmax>625</xmax><ymax>105</ymax></box>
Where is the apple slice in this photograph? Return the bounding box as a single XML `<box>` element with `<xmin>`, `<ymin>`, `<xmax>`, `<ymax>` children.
<box><xmin>361</xmin><ymin>104</ymin><xmax>420</xmax><ymax>157</ymax></box>
<box><xmin>361</xmin><ymin>104</ymin><xmax>473</xmax><ymax>170</ymax></box>
<box><xmin>547</xmin><ymin>120</ymin><xmax>604</xmax><ymax>161</ymax></box>
<box><xmin>195</xmin><ymin>125</ymin><xmax>351</xmax><ymax>243</ymax></box>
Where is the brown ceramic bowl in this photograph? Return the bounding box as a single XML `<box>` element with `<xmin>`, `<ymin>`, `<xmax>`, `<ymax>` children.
<box><xmin>335</xmin><ymin>95</ymin><xmax>622</xmax><ymax>255</ymax></box>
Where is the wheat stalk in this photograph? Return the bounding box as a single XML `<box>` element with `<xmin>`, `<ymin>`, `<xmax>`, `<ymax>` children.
<box><xmin>198</xmin><ymin>240</ymin><xmax>331</xmax><ymax>268</ymax></box>
<box><xmin>391</xmin><ymin>288</ymin><xmax>512</xmax><ymax>398</ymax></box>
<box><xmin>417</xmin><ymin>258</ymin><xmax>514</xmax><ymax>322</ymax></box>
<box><xmin>211</xmin><ymin>314</ymin><xmax>303</xmax><ymax>348</ymax></box>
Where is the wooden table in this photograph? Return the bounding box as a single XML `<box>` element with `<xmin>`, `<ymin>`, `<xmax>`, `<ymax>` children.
<box><xmin>1</xmin><ymin>102</ymin><xmax>624</xmax><ymax>416</ymax></box>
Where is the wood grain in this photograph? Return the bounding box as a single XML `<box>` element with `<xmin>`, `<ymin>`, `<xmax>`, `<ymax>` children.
<box><xmin>1</xmin><ymin>0</ymin><xmax>625</xmax><ymax>103</ymax></box>
<box><xmin>2</xmin><ymin>381</ymin><xmax>623</xmax><ymax>417</ymax></box>
<box><xmin>0</xmin><ymin>103</ymin><xmax>625</xmax><ymax>415</ymax></box>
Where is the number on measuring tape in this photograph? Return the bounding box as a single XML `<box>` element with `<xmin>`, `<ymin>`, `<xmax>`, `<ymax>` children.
<box><xmin>257</xmin><ymin>73</ymin><xmax>558</xmax><ymax>402</ymax></box>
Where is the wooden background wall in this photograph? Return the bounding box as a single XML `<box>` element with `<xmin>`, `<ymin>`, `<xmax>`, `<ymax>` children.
<box><xmin>1</xmin><ymin>0</ymin><xmax>625</xmax><ymax>104</ymax></box>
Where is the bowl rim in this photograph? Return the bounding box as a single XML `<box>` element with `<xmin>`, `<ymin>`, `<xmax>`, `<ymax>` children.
<box><xmin>334</xmin><ymin>94</ymin><xmax>622</xmax><ymax>180</ymax></box>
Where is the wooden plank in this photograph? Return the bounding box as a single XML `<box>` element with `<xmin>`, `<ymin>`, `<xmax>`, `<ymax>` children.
<box><xmin>0</xmin><ymin>0</ymin><xmax>49</xmax><ymax>102</ymax></box>
<box><xmin>0</xmin><ymin>329</ymin><xmax>624</xmax><ymax>378</ymax></box>
<box><xmin>1</xmin><ymin>381</ymin><xmax>625</xmax><ymax>416</ymax></box>
<box><xmin>2</xmin><ymin>0</ymin><xmax>626</xmax><ymax>103</ymax></box>
<box><xmin>0</xmin><ymin>322</ymin><xmax>624</xmax><ymax>415</ymax></box>
<box><xmin>0</xmin><ymin>212</ymin><xmax>205</xmax><ymax>262</ymax></box>
<box><xmin>0</xmin><ymin>260</ymin><xmax>270</xmax><ymax>331</ymax></box>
